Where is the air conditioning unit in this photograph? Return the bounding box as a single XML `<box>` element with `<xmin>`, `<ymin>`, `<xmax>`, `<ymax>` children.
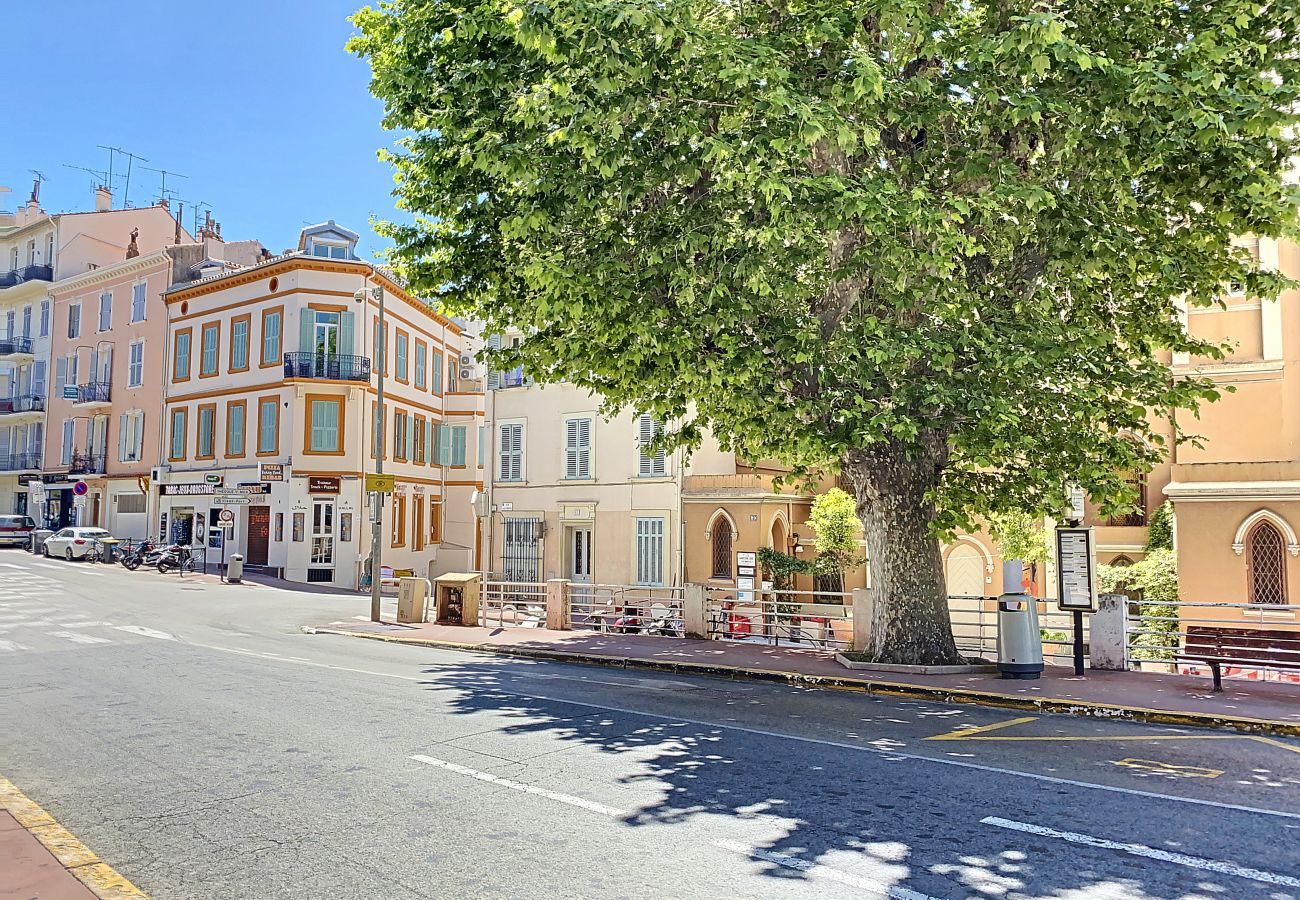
<box><xmin>460</xmin><ymin>368</ymin><xmax>474</xmax><ymax>380</ymax></box>
<box><xmin>459</xmin><ymin>354</ymin><xmax>473</xmax><ymax>365</ymax></box>
<box><xmin>151</xmin><ymin>466</ymin><xmax>169</xmax><ymax>480</ymax></box>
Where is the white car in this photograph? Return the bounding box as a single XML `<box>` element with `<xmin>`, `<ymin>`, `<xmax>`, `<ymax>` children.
<box><xmin>43</xmin><ymin>527</ymin><xmax>112</xmax><ymax>561</ymax></box>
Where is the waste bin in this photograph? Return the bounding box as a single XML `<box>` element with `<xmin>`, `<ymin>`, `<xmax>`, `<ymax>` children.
<box><xmin>227</xmin><ymin>553</ymin><xmax>244</xmax><ymax>584</ymax></box>
<box><xmin>99</xmin><ymin>538</ymin><xmax>120</xmax><ymax>564</ymax></box>
<box><xmin>31</xmin><ymin>529</ymin><xmax>52</xmax><ymax>554</ymax></box>
<box><xmin>397</xmin><ymin>577</ymin><xmax>430</xmax><ymax>623</ymax></box>
<box><xmin>997</xmin><ymin>594</ymin><xmax>1044</xmax><ymax>679</ymax></box>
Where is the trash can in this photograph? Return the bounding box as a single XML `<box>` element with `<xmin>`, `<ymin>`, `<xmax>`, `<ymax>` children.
<box><xmin>32</xmin><ymin>529</ymin><xmax>52</xmax><ymax>554</ymax></box>
<box><xmin>397</xmin><ymin>577</ymin><xmax>430</xmax><ymax>623</ymax></box>
<box><xmin>99</xmin><ymin>538</ymin><xmax>120</xmax><ymax>564</ymax></box>
<box><xmin>226</xmin><ymin>554</ymin><xmax>244</xmax><ymax>584</ymax></box>
<box><xmin>997</xmin><ymin>594</ymin><xmax>1044</xmax><ymax>679</ymax></box>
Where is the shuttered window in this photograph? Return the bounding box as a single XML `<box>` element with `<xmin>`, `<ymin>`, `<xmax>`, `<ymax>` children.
<box><xmin>635</xmin><ymin>517</ymin><xmax>665</xmax><ymax>586</ymax></box>
<box><xmin>637</xmin><ymin>414</ymin><xmax>666</xmax><ymax>477</ymax></box>
<box><xmin>451</xmin><ymin>426</ymin><xmax>466</xmax><ymax>467</ymax></box>
<box><xmin>309</xmin><ymin>399</ymin><xmax>341</xmax><ymax>453</ymax></box>
<box><xmin>201</xmin><ymin>323</ymin><xmax>219</xmax><ymax>376</ymax></box>
<box><xmin>498</xmin><ymin>423</ymin><xmax>523</xmax><ymax>481</ymax></box>
<box><xmin>565</xmin><ymin>417</ymin><xmax>592</xmax><ymax>479</ymax></box>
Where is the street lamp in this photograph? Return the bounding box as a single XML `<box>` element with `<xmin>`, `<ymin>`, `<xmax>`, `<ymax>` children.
<box><xmin>354</xmin><ymin>283</ymin><xmax>386</xmax><ymax>622</ymax></box>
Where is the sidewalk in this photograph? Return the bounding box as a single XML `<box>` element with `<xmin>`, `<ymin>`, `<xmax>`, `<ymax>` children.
<box><xmin>308</xmin><ymin>618</ymin><xmax>1300</xmax><ymax>736</ymax></box>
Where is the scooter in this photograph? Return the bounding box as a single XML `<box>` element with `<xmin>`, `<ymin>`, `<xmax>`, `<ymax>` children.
<box><xmin>119</xmin><ymin>539</ymin><xmax>156</xmax><ymax>571</ymax></box>
<box><xmin>156</xmin><ymin>544</ymin><xmax>194</xmax><ymax>575</ymax></box>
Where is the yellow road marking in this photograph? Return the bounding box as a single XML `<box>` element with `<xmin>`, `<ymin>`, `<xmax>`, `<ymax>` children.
<box><xmin>1251</xmin><ymin>736</ymin><xmax>1300</xmax><ymax>755</ymax></box>
<box><xmin>925</xmin><ymin>717</ymin><xmax>1037</xmax><ymax>740</ymax></box>
<box><xmin>925</xmin><ymin>718</ymin><xmax>1300</xmax><ymax>757</ymax></box>
<box><xmin>0</xmin><ymin>775</ymin><xmax>148</xmax><ymax>899</ymax></box>
<box><xmin>1114</xmin><ymin>758</ymin><xmax>1224</xmax><ymax>779</ymax></box>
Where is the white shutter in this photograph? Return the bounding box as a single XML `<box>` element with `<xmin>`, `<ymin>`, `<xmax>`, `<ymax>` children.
<box><xmin>118</xmin><ymin>414</ymin><xmax>128</xmax><ymax>462</ymax></box>
<box><xmin>485</xmin><ymin>334</ymin><xmax>502</xmax><ymax>390</ymax></box>
<box><xmin>55</xmin><ymin>357</ymin><xmax>66</xmax><ymax>392</ymax></box>
<box><xmin>99</xmin><ymin>346</ymin><xmax>112</xmax><ymax>384</ymax></box>
<box><xmin>565</xmin><ymin>419</ymin><xmax>579</xmax><ymax>479</ymax></box>
<box><xmin>133</xmin><ymin>413</ymin><xmax>144</xmax><ymax>461</ymax></box>
<box><xmin>637</xmin><ymin>415</ymin><xmax>664</xmax><ymax>477</ymax></box>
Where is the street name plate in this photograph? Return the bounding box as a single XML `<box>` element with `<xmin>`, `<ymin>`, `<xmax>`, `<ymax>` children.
<box><xmin>213</xmin><ymin>494</ymin><xmax>252</xmax><ymax>506</ymax></box>
<box><xmin>1055</xmin><ymin>527</ymin><xmax>1096</xmax><ymax>612</ymax></box>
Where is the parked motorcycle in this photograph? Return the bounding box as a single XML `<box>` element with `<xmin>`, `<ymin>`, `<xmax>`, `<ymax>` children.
<box><xmin>119</xmin><ymin>539</ymin><xmax>156</xmax><ymax>571</ymax></box>
<box><xmin>156</xmin><ymin>544</ymin><xmax>194</xmax><ymax>575</ymax></box>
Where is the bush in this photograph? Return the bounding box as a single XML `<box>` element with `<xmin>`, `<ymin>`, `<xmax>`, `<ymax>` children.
<box><xmin>1101</xmin><ymin>548</ymin><xmax>1179</xmax><ymax>662</ymax></box>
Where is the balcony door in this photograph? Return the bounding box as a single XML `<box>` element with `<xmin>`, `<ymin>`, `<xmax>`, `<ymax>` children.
<box><xmin>314</xmin><ymin>312</ymin><xmax>340</xmax><ymax>357</ymax></box>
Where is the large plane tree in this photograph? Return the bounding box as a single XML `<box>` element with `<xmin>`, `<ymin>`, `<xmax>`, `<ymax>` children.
<box><xmin>352</xmin><ymin>0</ymin><xmax>1300</xmax><ymax>663</ymax></box>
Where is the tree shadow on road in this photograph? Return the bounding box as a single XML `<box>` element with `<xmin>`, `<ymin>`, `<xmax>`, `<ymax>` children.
<box><xmin>411</xmin><ymin>656</ymin><xmax>1263</xmax><ymax>899</ymax></box>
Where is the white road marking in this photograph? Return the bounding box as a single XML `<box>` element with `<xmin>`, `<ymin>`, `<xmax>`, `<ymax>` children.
<box><xmin>713</xmin><ymin>841</ymin><xmax>945</xmax><ymax>900</ymax></box>
<box><xmin>48</xmin><ymin>631</ymin><xmax>112</xmax><ymax>645</ymax></box>
<box><xmin>0</xmin><ymin>620</ymin><xmax>54</xmax><ymax>631</ymax></box>
<box><xmin>410</xmin><ymin>754</ymin><xmax>626</xmax><ymax>817</ymax></box>
<box><xmin>981</xmin><ymin>816</ymin><xmax>1300</xmax><ymax>888</ymax></box>
<box><xmin>112</xmin><ymin>625</ymin><xmax>175</xmax><ymax>640</ymax></box>
<box><xmin>0</xmin><ymin>639</ymin><xmax>29</xmax><ymax>652</ymax></box>
<box><xmin>59</xmin><ymin>621</ymin><xmax>114</xmax><ymax>629</ymax></box>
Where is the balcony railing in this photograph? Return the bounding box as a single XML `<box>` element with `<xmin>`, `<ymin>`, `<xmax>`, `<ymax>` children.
<box><xmin>75</xmin><ymin>382</ymin><xmax>111</xmax><ymax>404</ymax></box>
<box><xmin>69</xmin><ymin>452</ymin><xmax>107</xmax><ymax>475</ymax></box>
<box><xmin>0</xmin><ymin>337</ymin><xmax>33</xmax><ymax>355</ymax></box>
<box><xmin>283</xmin><ymin>352</ymin><xmax>371</xmax><ymax>382</ymax></box>
<box><xmin>0</xmin><ymin>452</ymin><xmax>42</xmax><ymax>472</ymax></box>
<box><xmin>0</xmin><ymin>264</ymin><xmax>52</xmax><ymax>288</ymax></box>
<box><xmin>0</xmin><ymin>394</ymin><xmax>44</xmax><ymax>414</ymax></box>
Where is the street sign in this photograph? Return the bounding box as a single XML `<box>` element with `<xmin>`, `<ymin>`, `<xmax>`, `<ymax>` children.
<box><xmin>365</xmin><ymin>473</ymin><xmax>396</xmax><ymax>493</ymax></box>
<box><xmin>218</xmin><ymin>508</ymin><xmax>235</xmax><ymax>524</ymax></box>
<box><xmin>62</xmin><ymin>385</ymin><xmax>78</xmax><ymax>400</ymax></box>
<box><xmin>213</xmin><ymin>494</ymin><xmax>252</xmax><ymax>506</ymax></box>
<box><xmin>27</xmin><ymin>483</ymin><xmax>46</xmax><ymax>502</ymax></box>
<box><xmin>72</xmin><ymin>495</ymin><xmax>86</xmax><ymax>509</ymax></box>
<box><xmin>72</xmin><ymin>481</ymin><xmax>88</xmax><ymax>496</ymax></box>
<box><xmin>1055</xmin><ymin>527</ymin><xmax>1097</xmax><ymax>612</ymax></box>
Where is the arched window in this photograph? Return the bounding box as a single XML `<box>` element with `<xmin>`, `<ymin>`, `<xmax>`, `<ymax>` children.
<box><xmin>1248</xmin><ymin>522</ymin><xmax>1287</xmax><ymax>605</ymax></box>
<box><xmin>710</xmin><ymin>513</ymin><xmax>733</xmax><ymax>579</ymax></box>
<box><xmin>1111</xmin><ymin>555</ymin><xmax>1135</xmax><ymax>568</ymax></box>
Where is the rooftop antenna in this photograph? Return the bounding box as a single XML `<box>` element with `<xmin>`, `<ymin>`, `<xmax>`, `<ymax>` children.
<box><xmin>140</xmin><ymin>165</ymin><xmax>187</xmax><ymax>206</ymax></box>
<box><xmin>62</xmin><ymin>163</ymin><xmax>109</xmax><ymax>192</ymax></box>
<box><xmin>98</xmin><ymin>146</ymin><xmax>148</xmax><ymax>208</ymax></box>
<box><xmin>27</xmin><ymin>170</ymin><xmax>47</xmax><ymax>205</ymax></box>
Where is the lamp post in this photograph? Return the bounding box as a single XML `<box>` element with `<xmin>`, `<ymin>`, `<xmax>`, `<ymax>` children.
<box><xmin>355</xmin><ymin>283</ymin><xmax>386</xmax><ymax>622</ymax></box>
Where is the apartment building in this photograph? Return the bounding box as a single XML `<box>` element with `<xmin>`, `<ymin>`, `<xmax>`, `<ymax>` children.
<box><xmin>0</xmin><ymin>182</ymin><xmax>186</xmax><ymax>519</ymax></box>
<box><xmin>157</xmin><ymin>221</ymin><xmax>484</xmax><ymax>587</ymax></box>
<box><xmin>43</xmin><ymin>236</ymin><xmax>263</xmax><ymax>536</ymax></box>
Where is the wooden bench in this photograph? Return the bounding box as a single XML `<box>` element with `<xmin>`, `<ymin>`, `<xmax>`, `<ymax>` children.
<box><xmin>1176</xmin><ymin>626</ymin><xmax>1300</xmax><ymax>692</ymax></box>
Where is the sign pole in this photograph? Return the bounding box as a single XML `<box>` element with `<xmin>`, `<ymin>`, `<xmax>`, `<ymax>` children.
<box><xmin>1072</xmin><ymin>609</ymin><xmax>1085</xmax><ymax>676</ymax></box>
<box><xmin>370</xmin><ymin>284</ymin><xmax>386</xmax><ymax>623</ymax></box>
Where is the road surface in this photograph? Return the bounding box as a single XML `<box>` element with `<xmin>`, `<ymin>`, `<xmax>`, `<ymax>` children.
<box><xmin>2</xmin><ymin>549</ymin><xmax>1298</xmax><ymax>899</ymax></box>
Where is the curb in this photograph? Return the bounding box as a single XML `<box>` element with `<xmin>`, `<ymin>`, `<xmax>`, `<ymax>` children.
<box><xmin>0</xmin><ymin>775</ymin><xmax>148</xmax><ymax>899</ymax></box>
<box><xmin>305</xmin><ymin>626</ymin><xmax>1300</xmax><ymax>738</ymax></box>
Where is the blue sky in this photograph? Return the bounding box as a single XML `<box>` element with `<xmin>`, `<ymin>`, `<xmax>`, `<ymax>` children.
<box><xmin>2</xmin><ymin>0</ymin><xmax>404</xmax><ymax>257</ymax></box>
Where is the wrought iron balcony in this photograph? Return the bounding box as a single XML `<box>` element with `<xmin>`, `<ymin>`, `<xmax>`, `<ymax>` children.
<box><xmin>0</xmin><ymin>394</ymin><xmax>44</xmax><ymax>415</ymax></box>
<box><xmin>0</xmin><ymin>337</ymin><xmax>33</xmax><ymax>356</ymax></box>
<box><xmin>0</xmin><ymin>452</ymin><xmax>42</xmax><ymax>472</ymax></box>
<box><xmin>75</xmin><ymin>382</ymin><xmax>111</xmax><ymax>405</ymax></box>
<box><xmin>283</xmin><ymin>352</ymin><xmax>371</xmax><ymax>382</ymax></box>
<box><xmin>69</xmin><ymin>452</ymin><xmax>107</xmax><ymax>475</ymax></box>
<box><xmin>20</xmin><ymin>264</ymin><xmax>52</xmax><ymax>283</ymax></box>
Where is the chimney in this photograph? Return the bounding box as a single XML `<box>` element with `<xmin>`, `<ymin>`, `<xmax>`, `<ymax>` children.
<box><xmin>94</xmin><ymin>186</ymin><xmax>112</xmax><ymax>212</ymax></box>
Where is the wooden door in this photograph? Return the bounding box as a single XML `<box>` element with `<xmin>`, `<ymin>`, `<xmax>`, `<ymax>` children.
<box><xmin>247</xmin><ymin>506</ymin><xmax>271</xmax><ymax>566</ymax></box>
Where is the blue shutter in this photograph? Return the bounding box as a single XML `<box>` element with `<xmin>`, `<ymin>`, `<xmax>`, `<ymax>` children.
<box><xmin>339</xmin><ymin>310</ymin><xmax>355</xmax><ymax>356</ymax></box>
<box><xmin>299</xmin><ymin>309</ymin><xmax>315</xmax><ymax>354</ymax></box>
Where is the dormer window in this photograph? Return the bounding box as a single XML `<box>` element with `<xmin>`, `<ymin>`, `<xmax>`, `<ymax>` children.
<box><xmin>298</xmin><ymin>220</ymin><xmax>360</xmax><ymax>261</ymax></box>
<box><xmin>310</xmin><ymin>240</ymin><xmax>350</xmax><ymax>260</ymax></box>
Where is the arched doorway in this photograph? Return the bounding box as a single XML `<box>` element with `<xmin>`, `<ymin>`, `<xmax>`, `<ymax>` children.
<box><xmin>945</xmin><ymin>541</ymin><xmax>991</xmax><ymax>654</ymax></box>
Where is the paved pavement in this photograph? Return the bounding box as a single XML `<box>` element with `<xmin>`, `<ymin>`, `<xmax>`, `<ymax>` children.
<box><xmin>3</xmin><ymin>548</ymin><xmax>1300</xmax><ymax>899</ymax></box>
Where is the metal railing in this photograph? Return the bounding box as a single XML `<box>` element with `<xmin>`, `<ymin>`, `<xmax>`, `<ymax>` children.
<box><xmin>0</xmin><ymin>265</ymin><xmax>52</xmax><ymax>288</ymax></box>
<box><xmin>283</xmin><ymin>352</ymin><xmax>371</xmax><ymax>382</ymax></box>
<box><xmin>948</xmin><ymin>595</ymin><xmax>998</xmax><ymax>657</ymax></box>
<box><xmin>479</xmin><ymin>581</ymin><xmax>548</xmax><ymax>628</ymax></box>
<box><xmin>75</xmin><ymin>382</ymin><xmax>111</xmax><ymax>404</ymax></box>
<box><xmin>68</xmin><ymin>452</ymin><xmax>106</xmax><ymax>474</ymax></box>
<box><xmin>1126</xmin><ymin>599</ymin><xmax>1300</xmax><ymax>682</ymax></box>
<box><xmin>570</xmin><ymin>584</ymin><xmax>685</xmax><ymax>635</ymax></box>
<box><xmin>0</xmin><ymin>336</ymin><xmax>33</xmax><ymax>355</ymax></box>
<box><xmin>0</xmin><ymin>451</ymin><xmax>41</xmax><ymax>471</ymax></box>
<box><xmin>0</xmin><ymin>394</ymin><xmax>44</xmax><ymax>414</ymax></box>
<box><xmin>705</xmin><ymin>588</ymin><xmax>854</xmax><ymax>651</ymax></box>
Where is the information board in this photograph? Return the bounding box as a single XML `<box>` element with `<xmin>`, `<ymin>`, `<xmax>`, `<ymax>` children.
<box><xmin>1055</xmin><ymin>527</ymin><xmax>1097</xmax><ymax>612</ymax></box>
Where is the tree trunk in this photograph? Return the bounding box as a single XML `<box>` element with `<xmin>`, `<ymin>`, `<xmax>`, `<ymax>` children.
<box><xmin>842</xmin><ymin>448</ymin><xmax>963</xmax><ymax>666</ymax></box>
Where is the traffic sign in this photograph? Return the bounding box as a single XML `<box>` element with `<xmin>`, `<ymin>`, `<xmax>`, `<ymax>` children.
<box><xmin>72</xmin><ymin>481</ymin><xmax>89</xmax><ymax>496</ymax></box>
<box><xmin>365</xmin><ymin>473</ymin><xmax>395</xmax><ymax>493</ymax></box>
<box><xmin>213</xmin><ymin>494</ymin><xmax>252</xmax><ymax>506</ymax></box>
<box><xmin>72</xmin><ymin>495</ymin><xmax>86</xmax><ymax>509</ymax></box>
<box><xmin>218</xmin><ymin>508</ymin><xmax>235</xmax><ymax>524</ymax></box>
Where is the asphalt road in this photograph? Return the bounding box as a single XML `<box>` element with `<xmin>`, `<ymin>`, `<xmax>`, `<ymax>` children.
<box><xmin>2</xmin><ymin>549</ymin><xmax>1299</xmax><ymax>899</ymax></box>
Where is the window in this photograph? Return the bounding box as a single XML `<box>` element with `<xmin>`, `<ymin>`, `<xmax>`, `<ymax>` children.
<box><xmin>413</xmin><ymin>415</ymin><xmax>426</xmax><ymax>464</ymax></box>
<box><xmin>39</xmin><ymin>300</ymin><xmax>49</xmax><ymax>337</ymax></box>
<box><xmin>61</xmin><ymin>419</ymin><xmax>74</xmax><ymax>465</ymax></box>
<box><xmin>4</xmin><ymin>310</ymin><xmax>12</xmax><ymax>338</ymax></box>
<box><xmin>1248</xmin><ymin>522</ymin><xmax>1287</xmax><ymax>605</ymax></box>
<box><xmin>227</xmin><ymin>401</ymin><xmax>246</xmax><ymax>458</ymax></box>
<box><xmin>196</xmin><ymin>404</ymin><xmax>216</xmax><ymax>459</ymax></box>
<box><xmin>257</xmin><ymin>398</ymin><xmax>279</xmax><ymax>454</ymax></box>
<box><xmin>168</xmin><ymin>408</ymin><xmax>187</xmax><ymax>461</ymax></box>
<box><xmin>498</xmin><ymin>423</ymin><xmax>523</xmax><ymax>481</ymax></box>
<box><xmin>432</xmin><ymin>421</ymin><xmax>443</xmax><ymax>465</ymax></box>
<box><xmin>173</xmin><ymin>329</ymin><xmax>192</xmax><ymax>381</ymax></box>
<box><xmin>200</xmin><ymin>323</ymin><xmax>219</xmax><ymax>376</ymax></box>
<box><xmin>21</xmin><ymin>306</ymin><xmax>31</xmax><ymax>339</ymax></box>
<box><xmin>435</xmin><ymin>423</ymin><xmax>454</xmax><ymax>466</ymax></box>
<box><xmin>391</xmin><ymin>493</ymin><xmax>406</xmax><ymax>547</ymax></box>
<box><xmin>119</xmin><ymin>411</ymin><xmax>144</xmax><ymax>462</ymax></box>
<box><xmin>564</xmin><ymin>417</ymin><xmax>592</xmax><ymax>479</ymax></box>
<box><xmin>394</xmin><ymin>411</ymin><xmax>409</xmax><ymax>461</ymax></box>
<box><xmin>1107</xmin><ymin>474</ymin><xmax>1148</xmax><ymax>527</ymax></box>
<box><xmin>98</xmin><ymin>291</ymin><xmax>112</xmax><ymax>331</ymax></box>
<box><xmin>32</xmin><ymin>361</ymin><xmax>45</xmax><ymax>399</ymax></box>
<box><xmin>395</xmin><ymin>331</ymin><xmax>409</xmax><ymax>382</ymax></box>
<box><xmin>478</xmin><ymin>425</ymin><xmax>485</xmax><ymax>467</ymax></box>
<box><xmin>637</xmin><ymin>414</ymin><xmax>666</xmax><ymax>477</ymax></box>
<box><xmin>414</xmin><ymin>341</ymin><xmax>427</xmax><ymax>389</ymax></box>
<box><xmin>502</xmin><ymin>517</ymin><xmax>541</xmax><ymax>582</ymax></box>
<box><xmin>429</xmin><ymin>497</ymin><xmax>442</xmax><ymax>544</ymax></box>
<box><xmin>45</xmin><ymin>234</ymin><xmax>54</xmax><ymax>267</ymax></box>
<box><xmin>117</xmin><ymin>494</ymin><xmax>146</xmax><ymax>514</ymax></box>
<box><xmin>67</xmin><ymin>302</ymin><xmax>80</xmax><ymax>339</ymax></box>
<box><xmin>635</xmin><ymin>517</ymin><xmax>666</xmax><ymax>585</ymax></box>
<box><xmin>230</xmin><ymin>315</ymin><xmax>251</xmax><ymax>371</ymax></box>
<box><xmin>451</xmin><ymin>425</ymin><xmax>466</xmax><ymax>467</ymax></box>
<box><xmin>710</xmin><ymin>514</ymin><xmax>733</xmax><ymax>579</ymax></box>
<box><xmin>306</xmin><ymin>396</ymin><xmax>343</xmax><ymax>454</ymax></box>
<box><xmin>447</xmin><ymin>356</ymin><xmax>459</xmax><ymax>393</ymax></box>
<box><xmin>131</xmin><ymin>283</ymin><xmax>146</xmax><ymax>322</ymax></box>
<box><xmin>433</xmin><ymin>351</ymin><xmax>443</xmax><ymax>393</ymax></box>
<box><xmin>261</xmin><ymin>308</ymin><xmax>282</xmax><ymax>366</ymax></box>
<box><xmin>128</xmin><ymin>340</ymin><xmax>144</xmax><ymax>388</ymax></box>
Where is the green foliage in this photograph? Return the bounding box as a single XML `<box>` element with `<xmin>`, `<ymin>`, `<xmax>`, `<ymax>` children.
<box><xmin>1099</xmin><ymin>548</ymin><xmax>1179</xmax><ymax>662</ymax></box>
<box><xmin>756</xmin><ymin>546</ymin><xmax>811</xmax><ymax>592</ymax></box>
<box><xmin>989</xmin><ymin>512</ymin><xmax>1049</xmax><ymax>565</ymax></box>
<box><xmin>807</xmin><ymin>488</ymin><xmax>865</xmax><ymax>579</ymax></box>
<box><xmin>1145</xmin><ymin>501</ymin><xmax>1174</xmax><ymax>552</ymax></box>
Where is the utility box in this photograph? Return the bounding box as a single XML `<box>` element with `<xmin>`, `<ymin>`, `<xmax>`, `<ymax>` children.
<box><xmin>397</xmin><ymin>577</ymin><xmax>431</xmax><ymax>624</ymax></box>
<box><xmin>433</xmin><ymin>573</ymin><xmax>481</xmax><ymax>626</ymax></box>
<box><xmin>227</xmin><ymin>554</ymin><xmax>244</xmax><ymax>584</ymax></box>
<box><xmin>997</xmin><ymin>594</ymin><xmax>1044</xmax><ymax>679</ymax></box>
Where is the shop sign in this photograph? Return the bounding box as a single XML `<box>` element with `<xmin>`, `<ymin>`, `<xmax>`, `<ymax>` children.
<box><xmin>205</xmin><ymin>474</ymin><xmax>223</xmax><ymax>485</ymax></box>
<box><xmin>365</xmin><ymin>473</ymin><xmax>395</xmax><ymax>493</ymax></box>
<box><xmin>160</xmin><ymin>484</ymin><xmax>218</xmax><ymax>496</ymax></box>
<box><xmin>308</xmin><ymin>476</ymin><xmax>341</xmax><ymax>495</ymax></box>
<box><xmin>259</xmin><ymin>463</ymin><xmax>285</xmax><ymax>482</ymax></box>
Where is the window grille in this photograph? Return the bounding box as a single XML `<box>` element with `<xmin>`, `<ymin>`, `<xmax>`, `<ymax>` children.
<box><xmin>710</xmin><ymin>517</ymin><xmax>732</xmax><ymax>579</ymax></box>
<box><xmin>1248</xmin><ymin>522</ymin><xmax>1287</xmax><ymax>605</ymax></box>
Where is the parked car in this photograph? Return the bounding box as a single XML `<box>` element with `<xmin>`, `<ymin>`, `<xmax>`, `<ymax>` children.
<box><xmin>42</xmin><ymin>527</ymin><xmax>112</xmax><ymax>561</ymax></box>
<box><xmin>0</xmin><ymin>515</ymin><xmax>36</xmax><ymax>548</ymax></box>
